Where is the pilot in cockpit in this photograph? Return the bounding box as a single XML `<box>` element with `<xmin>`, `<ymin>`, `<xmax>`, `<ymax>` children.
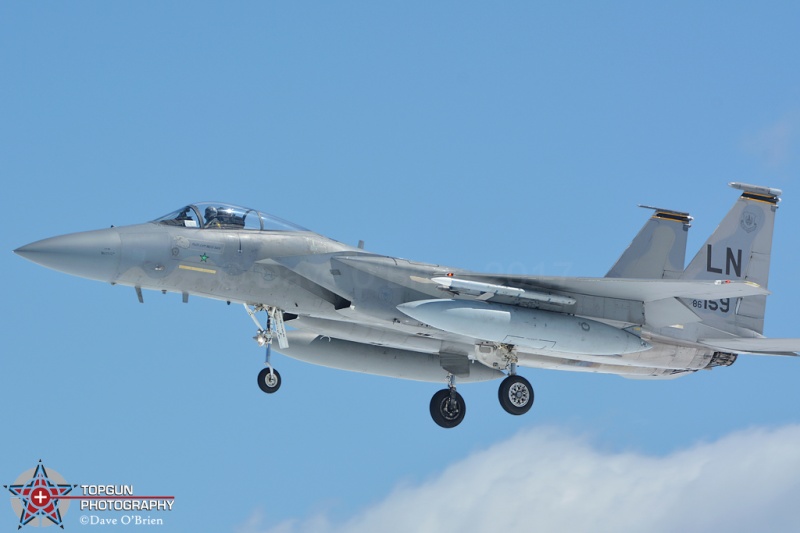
<box><xmin>205</xmin><ymin>206</ymin><xmax>245</xmax><ymax>228</ymax></box>
<box><xmin>204</xmin><ymin>206</ymin><xmax>220</xmax><ymax>228</ymax></box>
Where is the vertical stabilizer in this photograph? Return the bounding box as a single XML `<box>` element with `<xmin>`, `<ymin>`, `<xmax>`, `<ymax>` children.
<box><xmin>681</xmin><ymin>182</ymin><xmax>782</xmax><ymax>334</ymax></box>
<box><xmin>606</xmin><ymin>207</ymin><xmax>691</xmax><ymax>279</ymax></box>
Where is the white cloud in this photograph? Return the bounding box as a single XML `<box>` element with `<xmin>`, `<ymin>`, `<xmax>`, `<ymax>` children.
<box><xmin>238</xmin><ymin>425</ymin><xmax>800</xmax><ymax>533</ymax></box>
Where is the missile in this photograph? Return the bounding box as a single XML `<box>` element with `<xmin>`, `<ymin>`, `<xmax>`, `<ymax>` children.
<box><xmin>432</xmin><ymin>276</ymin><xmax>576</xmax><ymax>305</ymax></box>
<box><xmin>397</xmin><ymin>299</ymin><xmax>650</xmax><ymax>356</ymax></box>
<box><xmin>277</xmin><ymin>331</ymin><xmax>504</xmax><ymax>383</ymax></box>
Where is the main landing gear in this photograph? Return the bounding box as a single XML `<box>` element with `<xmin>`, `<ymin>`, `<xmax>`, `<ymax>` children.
<box><xmin>246</xmin><ymin>304</ymin><xmax>287</xmax><ymax>394</ymax></box>
<box><xmin>429</xmin><ymin>365</ymin><xmax>534</xmax><ymax>428</ymax></box>
<box><xmin>430</xmin><ymin>375</ymin><xmax>466</xmax><ymax>429</ymax></box>
<box><xmin>498</xmin><ymin>373</ymin><xmax>534</xmax><ymax>416</ymax></box>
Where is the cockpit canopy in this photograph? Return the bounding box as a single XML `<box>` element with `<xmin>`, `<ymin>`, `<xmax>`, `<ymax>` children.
<box><xmin>154</xmin><ymin>202</ymin><xmax>308</xmax><ymax>231</ymax></box>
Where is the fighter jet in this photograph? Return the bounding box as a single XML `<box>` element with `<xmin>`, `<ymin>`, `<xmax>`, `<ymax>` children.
<box><xmin>14</xmin><ymin>183</ymin><xmax>799</xmax><ymax>428</ymax></box>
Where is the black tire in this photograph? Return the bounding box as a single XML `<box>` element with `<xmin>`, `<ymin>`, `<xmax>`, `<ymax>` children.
<box><xmin>429</xmin><ymin>389</ymin><xmax>466</xmax><ymax>428</ymax></box>
<box><xmin>257</xmin><ymin>367</ymin><xmax>281</xmax><ymax>394</ymax></box>
<box><xmin>498</xmin><ymin>375</ymin><xmax>533</xmax><ymax>415</ymax></box>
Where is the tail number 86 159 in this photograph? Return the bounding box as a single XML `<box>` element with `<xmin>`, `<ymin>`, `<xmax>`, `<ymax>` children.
<box><xmin>691</xmin><ymin>298</ymin><xmax>730</xmax><ymax>313</ymax></box>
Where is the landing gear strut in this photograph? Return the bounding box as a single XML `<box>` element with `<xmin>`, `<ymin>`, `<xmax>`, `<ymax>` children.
<box><xmin>245</xmin><ymin>304</ymin><xmax>287</xmax><ymax>394</ymax></box>
<box><xmin>430</xmin><ymin>374</ymin><xmax>466</xmax><ymax>428</ymax></box>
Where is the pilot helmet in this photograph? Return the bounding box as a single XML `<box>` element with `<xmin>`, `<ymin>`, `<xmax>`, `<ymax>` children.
<box><xmin>205</xmin><ymin>206</ymin><xmax>218</xmax><ymax>220</ymax></box>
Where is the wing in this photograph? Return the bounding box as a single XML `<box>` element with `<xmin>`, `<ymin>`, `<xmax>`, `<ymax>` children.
<box><xmin>441</xmin><ymin>275</ymin><xmax>768</xmax><ymax>302</ymax></box>
<box><xmin>432</xmin><ymin>274</ymin><xmax>769</xmax><ymax>329</ymax></box>
<box><xmin>266</xmin><ymin>253</ymin><xmax>768</xmax><ymax>329</ymax></box>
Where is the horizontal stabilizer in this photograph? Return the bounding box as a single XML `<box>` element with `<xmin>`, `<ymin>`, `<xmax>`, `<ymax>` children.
<box><xmin>699</xmin><ymin>337</ymin><xmax>800</xmax><ymax>356</ymax></box>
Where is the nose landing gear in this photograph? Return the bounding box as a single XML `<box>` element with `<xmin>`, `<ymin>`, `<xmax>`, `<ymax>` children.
<box><xmin>245</xmin><ymin>304</ymin><xmax>287</xmax><ymax>394</ymax></box>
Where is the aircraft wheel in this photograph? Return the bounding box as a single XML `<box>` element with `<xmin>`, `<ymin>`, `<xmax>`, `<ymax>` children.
<box><xmin>257</xmin><ymin>367</ymin><xmax>281</xmax><ymax>394</ymax></box>
<box><xmin>430</xmin><ymin>389</ymin><xmax>466</xmax><ymax>428</ymax></box>
<box><xmin>498</xmin><ymin>375</ymin><xmax>533</xmax><ymax>415</ymax></box>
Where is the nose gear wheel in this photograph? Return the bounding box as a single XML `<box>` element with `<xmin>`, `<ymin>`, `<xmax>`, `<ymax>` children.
<box><xmin>257</xmin><ymin>367</ymin><xmax>282</xmax><ymax>393</ymax></box>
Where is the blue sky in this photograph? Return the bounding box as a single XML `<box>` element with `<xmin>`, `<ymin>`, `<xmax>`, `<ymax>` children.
<box><xmin>2</xmin><ymin>2</ymin><xmax>800</xmax><ymax>531</ymax></box>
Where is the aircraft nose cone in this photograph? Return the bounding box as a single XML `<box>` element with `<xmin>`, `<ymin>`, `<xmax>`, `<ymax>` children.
<box><xmin>15</xmin><ymin>229</ymin><xmax>122</xmax><ymax>282</ymax></box>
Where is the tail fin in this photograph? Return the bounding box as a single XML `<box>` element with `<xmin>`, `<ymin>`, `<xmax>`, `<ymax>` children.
<box><xmin>681</xmin><ymin>182</ymin><xmax>782</xmax><ymax>334</ymax></box>
<box><xmin>606</xmin><ymin>206</ymin><xmax>692</xmax><ymax>279</ymax></box>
